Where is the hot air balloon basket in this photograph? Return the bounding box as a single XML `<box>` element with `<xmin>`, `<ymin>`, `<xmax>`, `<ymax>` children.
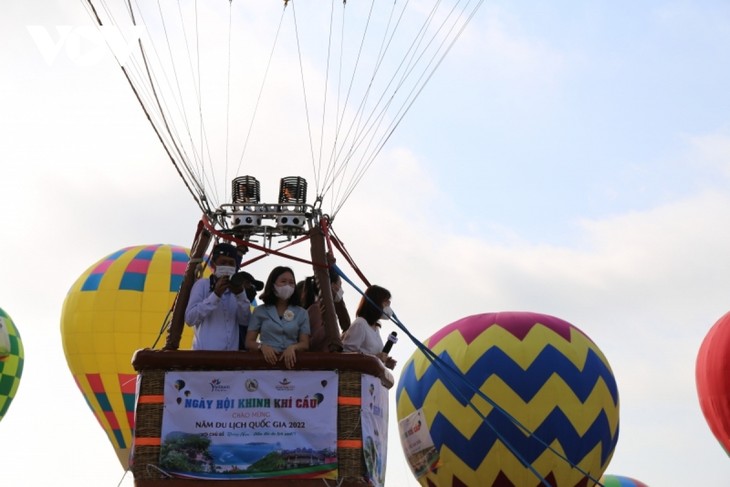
<box><xmin>130</xmin><ymin>349</ymin><xmax>387</xmax><ymax>486</ymax></box>
<box><xmin>133</xmin><ymin>369</ymin><xmax>165</xmax><ymax>479</ymax></box>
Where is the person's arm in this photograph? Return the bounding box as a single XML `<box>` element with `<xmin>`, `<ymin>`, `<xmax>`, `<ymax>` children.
<box><xmin>236</xmin><ymin>293</ymin><xmax>253</xmax><ymax>351</ymax></box>
<box><xmin>281</xmin><ymin>310</ymin><xmax>310</xmax><ymax>368</ymax></box>
<box><xmin>246</xmin><ymin>311</ymin><xmax>277</xmax><ymax>364</ymax></box>
<box><xmin>185</xmin><ymin>279</ymin><xmax>220</xmax><ymax>326</ymax></box>
<box><xmin>376</xmin><ymin>352</ymin><xmax>397</xmax><ymax>370</ymax></box>
<box><xmin>246</xmin><ymin>328</ymin><xmax>273</xmax><ymax>365</ymax></box>
<box><xmin>307</xmin><ymin>304</ymin><xmax>326</xmax><ymax>351</ymax></box>
<box><xmin>234</xmin><ymin>291</ymin><xmax>252</xmax><ymax>326</ymax></box>
<box><xmin>334</xmin><ymin>299</ymin><xmax>351</xmax><ymax>332</ymax></box>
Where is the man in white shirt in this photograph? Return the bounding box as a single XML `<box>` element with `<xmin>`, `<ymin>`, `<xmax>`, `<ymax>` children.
<box><xmin>185</xmin><ymin>243</ymin><xmax>252</xmax><ymax>350</ymax></box>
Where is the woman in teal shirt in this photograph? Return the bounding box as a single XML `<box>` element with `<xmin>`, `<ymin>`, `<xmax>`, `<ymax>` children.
<box><xmin>246</xmin><ymin>266</ymin><xmax>310</xmax><ymax>368</ymax></box>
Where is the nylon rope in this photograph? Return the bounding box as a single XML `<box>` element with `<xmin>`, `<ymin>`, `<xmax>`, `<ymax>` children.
<box><xmin>291</xmin><ymin>0</ymin><xmax>318</xmax><ymax>175</ymax></box>
<box><xmin>128</xmin><ymin>0</ymin><xmax>213</xmax><ymax>209</ymax></box>
<box><xmin>224</xmin><ymin>0</ymin><xmax>233</xmax><ymax>203</ymax></box>
<box><xmin>333</xmin><ymin>0</ymin><xmax>487</xmax><ymax>216</ymax></box>
<box><xmin>82</xmin><ymin>0</ymin><xmax>209</xmax><ymax>216</ymax></box>
<box><xmin>156</xmin><ymin>0</ymin><xmax>218</xmax><ymax>208</ymax></box>
<box><xmin>200</xmin><ymin>216</ymin><xmax>324</xmax><ymax>268</ymax></box>
<box><xmin>236</xmin><ymin>7</ymin><xmax>288</xmax><ymax>175</ymax></box>
<box><xmin>327</xmin><ymin>0</ymin><xmax>448</xmax><ymax>212</ymax></box>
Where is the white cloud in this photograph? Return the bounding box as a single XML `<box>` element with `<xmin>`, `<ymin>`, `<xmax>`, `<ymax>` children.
<box><xmin>687</xmin><ymin>130</ymin><xmax>730</xmax><ymax>178</ymax></box>
<box><xmin>455</xmin><ymin>6</ymin><xmax>566</xmax><ymax>90</ymax></box>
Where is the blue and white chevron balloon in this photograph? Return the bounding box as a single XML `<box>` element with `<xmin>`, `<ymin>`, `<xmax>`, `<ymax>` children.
<box><xmin>396</xmin><ymin>311</ymin><xmax>620</xmax><ymax>487</ymax></box>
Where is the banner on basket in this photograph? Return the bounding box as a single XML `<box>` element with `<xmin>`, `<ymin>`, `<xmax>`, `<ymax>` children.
<box><xmin>361</xmin><ymin>374</ymin><xmax>388</xmax><ymax>487</ymax></box>
<box><xmin>159</xmin><ymin>370</ymin><xmax>338</xmax><ymax>480</ymax></box>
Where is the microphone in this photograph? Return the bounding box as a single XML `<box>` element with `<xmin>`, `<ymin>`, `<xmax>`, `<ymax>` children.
<box><xmin>382</xmin><ymin>331</ymin><xmax>398</xmax><ymax>354</ymax></box>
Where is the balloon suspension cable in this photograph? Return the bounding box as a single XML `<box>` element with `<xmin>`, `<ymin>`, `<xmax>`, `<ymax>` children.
<box><xmin>320</xmin><ymin>215</ymin><xmax>334</xmax><ymax>254</ymax></box>
<box><xmin>116</xmin><ymin>467</ymin><xmax>132</xmax><ymax>487</ymax></box>
<box><xmin>328</xmin><ymin>227</ymin><xmax>370</xmax><ymax>287</ymax></box>
<box><xmin>333</xmin><ymin>265</ymin><xmax>605</xmax><ymax>487</ymax></box>
<box><xmin>151</xmin><ymin>308</ymin><xmax>174</xmax><ymax>349</ymax></box>
<box><xmin>201</xmin><ymin>215</ymin><xmax>324</xmax><ymax>268</ymax></box>
<box><xmin>240</xmin><ymin>234</ymin><xmax>312</xmax><ymax>268</ymax></box>
<box><xmin>81</xmin><ymin>0</ymin><xmax>210</xmax><ymax>216</ymax></box>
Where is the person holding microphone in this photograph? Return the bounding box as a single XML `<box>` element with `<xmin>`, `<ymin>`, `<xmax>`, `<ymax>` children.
<box><xmin>342</xmin><ymin>285</ymin><xmax>397</xmax><ymax>370</ymax></box>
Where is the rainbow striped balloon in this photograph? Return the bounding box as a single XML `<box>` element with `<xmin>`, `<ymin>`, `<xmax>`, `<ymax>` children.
<box><xmin>0</xmin><ymin>307</ymin><xmax>24</xmax><ymax>424</ymax></box>
<box><xmin>396</xmin><ymin>311</ymin><xmax>619</xmax><ymax>487</ymax></box>
<box><xmin>599</xmin><ymin>474</ymin><xmax>649</xmax><ymax>487</ymax></box>
<box><xmin>60</xmin><ymin>244</ymin><xmax>201</xmax><ymax>469</ymax></box>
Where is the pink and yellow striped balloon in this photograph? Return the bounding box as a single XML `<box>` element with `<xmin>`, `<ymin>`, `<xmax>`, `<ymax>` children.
<box><xmin>60</xmin><ymin>244</ymin><xmax>203</xmax><ymax>469</ymax></box>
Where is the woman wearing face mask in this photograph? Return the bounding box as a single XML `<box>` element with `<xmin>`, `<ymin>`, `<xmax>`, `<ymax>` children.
<box><xmin>341</xmin><ymin>285</ymin><xmax>397</xmax><ymax>370</ymax></box>
<box><xmin>246</xmin><ymin>266</ymin><xmax>310</xmax><ymax>368</ymax></box>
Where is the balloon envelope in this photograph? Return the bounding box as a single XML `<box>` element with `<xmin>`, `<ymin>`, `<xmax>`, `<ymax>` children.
<box><xmin>599</xmin><ymin>474</ymin><xmax>649</xmax><ymax>487</ymax></box>
<box><xmin>696</xmin><ymin>311</ymin><xmax>730</xmax><ymax>455</ymax></box>
<box><xmin>60</xmin><ymin>244</ymin><xmax>199</xmax><ymax>468</ymax></box>
<box><xmin>396</xmin><ymin>311</ymin><xmax>620</xmax><ymax>487</ymax></box>
<box><xmin>0</xmin><ymin>308</ymin><xmax>24</xmax><ymax>424</ymax></box>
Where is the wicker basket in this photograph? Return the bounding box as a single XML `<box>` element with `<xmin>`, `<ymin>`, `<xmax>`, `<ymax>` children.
<box><xmin>130</xmin><ymin>350</ymin><xmax>390</xmax><ymax>487</ymax></box>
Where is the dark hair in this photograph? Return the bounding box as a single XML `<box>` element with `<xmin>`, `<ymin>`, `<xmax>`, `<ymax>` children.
<box><xmin>299</xmin><ymin>272</ymin><xmax>341</xmax><ymax>309</ymax></box>
<box><xmin>355</xmin><ymin>285</ymin><xmax>391</xmax><ymax>325</ymax></box>
<box><xmin>259</xmin><ymin>266</ymin><xmax>300</xmax><ymax>306</ymax></box>
<box><xmin>295</xmin><ymin>280</ymin><xmax>307</xmax><ymax>306</ymax></box>
<box><xmin>299</xmin><ymin>276</ymin><xmax>318</xmax><ymax>309</ymax></box>
<box><xmin>211</xmin><ymin>242</ymin><xmax>241</xmax><ymax>268</ymax></box>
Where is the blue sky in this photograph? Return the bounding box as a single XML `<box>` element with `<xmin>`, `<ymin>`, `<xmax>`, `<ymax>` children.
<box><xmin>2</xmin><ymin>1</ymin><xmax>730</xmax><ymax>486</ymax></box>
<box><xmin>403</xmin><ymin>2</ymin><xmax>730</xmax><ymax>245</ymax></box>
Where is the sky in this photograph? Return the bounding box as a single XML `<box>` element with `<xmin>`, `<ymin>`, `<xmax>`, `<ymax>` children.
<box><xmin>2</xmin><ymin>1</ymin><xmax>730</xmax><ymax>485</ymax></box>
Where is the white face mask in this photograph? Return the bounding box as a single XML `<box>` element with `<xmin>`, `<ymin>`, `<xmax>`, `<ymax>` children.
<box><xmin>215</xmin><ymin>265</ymin><xmax>236</xmax><ymax>278</ymax></box>
<box><xmin>275</xmin><ymin>284</ymin><xmax>295</xmax><ymax>300</ymax></box>
<box><xmin>334</xmin><ymin>288</ymin><xmax>344</xmax><ymax>303</ymax></box>
<box><xmin>381</xmin><ymin>305</ymin><xmax>393</xmax><ymax>320</ymax></box>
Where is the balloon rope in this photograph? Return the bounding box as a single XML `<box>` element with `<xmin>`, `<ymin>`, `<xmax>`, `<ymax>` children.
<box><xmin>224</xmin><ymin>0</ymin><xmax>233</xmax><ymax>202</ymax></box>
<box><xmin>236</xmin><ymin>5</ymin><xmax>288</xmax><ymax>175</ymax></box>
<box><xmin>151</xmin><ymin>308</ymin><xmax>173</xmax><ymax>349</ymax></box>
<box><xmin>116</xmin><ymin>467</ymin><xmax>132</xmax><ymax>487</ymax></box>
<box><xmin>239</xmin><ymin>235</ymin><xmax>312</xmax><ymax>268</ymax></box>
<box><xmin>200</xmin><ymin>216</ymin><xmax>327</xmax><ymax>268</ymax></box>
<box><xmin>334</xmin><ymin>264</ymin><xmax>605</xmax><ymax>487</ymax></box>
<box><xmin>81</xmin><ymin>0</ymin><xmax>210</xmax><ymax>216</ymax></box>
<box><xmin>328</xmin><ymin>228</ymin><xmax>371</xmax><ymax>287</ymax></box>
<box><xmin>291</xmin><ymin>1</ymin><xmax>318</xmax><ymax>175</ymax></box>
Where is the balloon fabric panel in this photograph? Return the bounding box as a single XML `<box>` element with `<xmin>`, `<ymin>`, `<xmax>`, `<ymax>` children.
<box><xmin>396</xmin><ymin>312</ymin><xmax>619</xmax><ymax>487</ymax></box>
<box><xmin>0</xmin><ymin>308</ymin><xmax>23</xmax><ymax>423</ymax></box>
<box><xmin>61</xmin><ymin>244</ymin><xmax>197</xmax><ymax>469</ymax></box>
<box><xmin>696</xmin><ymin>311</ymin><xmax>730</xmax><ymax>456</ymax></box>
<box><xmin>600</xmin><ymin>474</ymin><xmax>649</xmax><ymax>487</ymax></box>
